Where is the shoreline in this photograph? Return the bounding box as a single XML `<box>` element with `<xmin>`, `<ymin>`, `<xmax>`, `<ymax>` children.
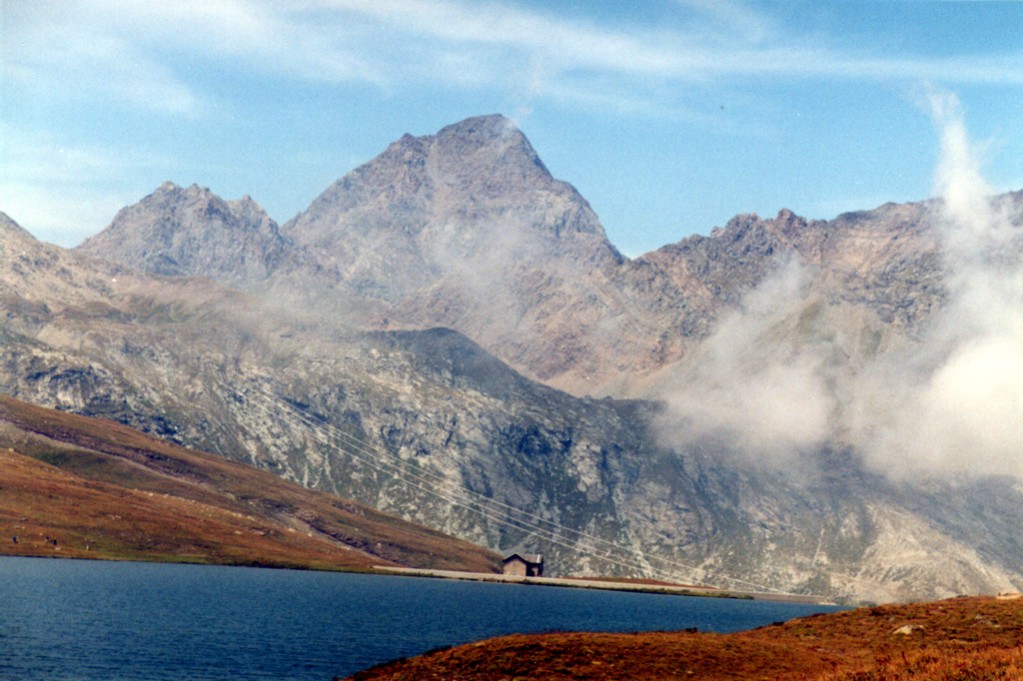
<box><xmin>0</xmin><ymin>552</ymin><xmax>835</xmax><ymax>605</ymax></box>
<box><xmin>372</xmin><ymin>566</ymin><xmax>835</xmax><ymax>605</ymax></box>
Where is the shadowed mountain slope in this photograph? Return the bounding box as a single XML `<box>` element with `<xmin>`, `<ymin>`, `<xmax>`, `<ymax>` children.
<box><xmin>5</xmin><ymin>214</ymin><xmax>1023</xmax><ymax>601</ymax></box>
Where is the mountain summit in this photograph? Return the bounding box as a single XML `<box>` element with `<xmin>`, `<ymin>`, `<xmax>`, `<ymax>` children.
<box><xmin>75</xmin><ymin>117</ymin><xmax>632</xmax><ymax>384</ymax></box>
<box><xmin>283</xmin><ymin>114</ymin><xmax>622</xmax><ymax>297</ymax></box>
<box><xmin>275</xmin><ymin>115</ymin><xmax>639</xmax><ymax>382</ymax></box>
<box><xmin>77</xmin><ymin>182</ymin><xmax>289</xmax><ymax>282</ymax></box>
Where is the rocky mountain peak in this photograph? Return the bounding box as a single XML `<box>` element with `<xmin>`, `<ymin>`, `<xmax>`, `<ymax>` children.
<box><xmin>283</xmin><ymin>114</ymin><xmax>622</xmax><ymax>300</ymax></box>
<box><xmin>76</xmin><ymin>183</ymin><xmax>288</xmax><ymax>281</ymax></box>
<box><xmin>8</xmin><ymin>119</ymin><xmax>1023</xmax><ymax>602</ymax></box>
<box><xmin>290</xmin><ymin>114</ymin><xmax>560</xmax><ymax>234</ymax></box>
<box><xmin>431</xmin><ymin>113</ymin><xmax>530</xmax><ymax>154</ymax></box>
<box><xmin>429</xmin><ymin>114</ymin><xmax>558</xmax><ymax>197</ymax></box>
<box><xmin>437</xmin><ymin>112</ymin><xmax>517</xmax><ymax>140</ymax></box>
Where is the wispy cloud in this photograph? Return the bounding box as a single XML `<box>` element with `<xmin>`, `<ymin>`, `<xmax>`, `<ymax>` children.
<box><xmin>4</xmin><ymin>5</ymin><xmax>203</xmax><ymax>115</ymax></box>
<box><xmin>847</xmin><ymin>92</ymin><xmax>1023</xmax><ymax>480</ymax></box>
<box><xmin>4</xmin><ymin>0</ymin><xmax>1020</xmax><ymax>246</ymax></box>
<box><xmin>8</xmin><ymin>1</ymin><xmax>1022</xmax><ymax>117</ymax></box>
<box><xmin>654</xmin><ymin>260</ymin><xmax>837</xmax><ymax>465</ymax></box>
<box><xmin>672</xmin><ymin>0</ymin><xmax>780</xmax><ymax>45</ymax></box>
<box><xmin>0</xmin><ymin>124</ymin><xmax>176</xmax><ymax>245</ymax></box>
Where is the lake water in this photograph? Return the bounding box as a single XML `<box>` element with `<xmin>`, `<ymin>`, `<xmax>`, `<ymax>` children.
<box><xmin>0</xmin><ymin>557</ymin><xmax>843</xmax><ymax>680</ymax></box>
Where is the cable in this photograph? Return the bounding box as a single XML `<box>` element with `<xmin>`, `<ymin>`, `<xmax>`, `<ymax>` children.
<box><xmin>207</xmin><ymin>369</ymin><xmax>785</xmax><ymax>593</ymax></box>
<box><xmin>234</xmin><ymin>373</ymin><xmax>779</xmax><ymax>591</ymax></box>
<box><xmin>226</xmin><ymin>378</ymin><xmax>692</xmax><ymax>580</ymax></box>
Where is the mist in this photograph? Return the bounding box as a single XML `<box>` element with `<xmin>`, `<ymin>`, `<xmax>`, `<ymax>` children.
<box><xmin>655</xmin><ymin>92</ymin><xmax>1023</xmax><ymax>481</ymax></box>
<box><xmin>653</xmin><ymin>260</ymin><xmax>837</xmax><ymax>466</ymax></box>
<box><xmin>848</xmin><ymin>92</ymin><xmax>1023</xmax><ymax>480</ymax></box>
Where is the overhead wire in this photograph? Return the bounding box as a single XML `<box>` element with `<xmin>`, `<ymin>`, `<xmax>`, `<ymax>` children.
<box><xmin>207</xmin><ymin>366</ymin><xmax>785</xmax><ymax>593</ymax></box>
<box><xmin>223</xmin><ymin>377</ymin><xmax>692</xmax><ymax>581</ymax></box>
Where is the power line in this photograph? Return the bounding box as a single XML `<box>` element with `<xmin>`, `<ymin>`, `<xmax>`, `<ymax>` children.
<box><xmin>227</xmin><ymin>379</ymin><xmax>693</xmax><ymax>580</ymax></box>
<box><xmin>209</xmin><ymin>371</ymin><xmax>784</xmax><ymax>594</ymax></box>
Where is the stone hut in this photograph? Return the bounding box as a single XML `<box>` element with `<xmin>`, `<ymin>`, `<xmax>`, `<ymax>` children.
<box><xmin>502</xmin><ymin>553</ymin><xmax>544</xmax><ymax>577</ymax></box>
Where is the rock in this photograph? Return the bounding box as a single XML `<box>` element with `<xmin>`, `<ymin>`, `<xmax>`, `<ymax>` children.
<box><xmin>76</xmin><ymin>182</ymin><xmax>292</xmax><ymax>282</ymax></box>
<box><xmin>892</xmin><ymin>624</ymin><xmax>924</xmax><ymax>636</ymax></box>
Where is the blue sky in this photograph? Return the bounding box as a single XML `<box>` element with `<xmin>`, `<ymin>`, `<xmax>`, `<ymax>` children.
<box><xmin>2</xmin><ymin>1</ymin><xmax>1022</xmax><ymax>256</ymax></box>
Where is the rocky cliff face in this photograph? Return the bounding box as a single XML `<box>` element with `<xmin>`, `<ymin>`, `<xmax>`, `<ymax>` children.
<box><xmin>6</xmin><ymin>113</ymin><xmax>1023</xmax><ymax>603</ymax></box>
<box><xmin>77</xmin><ymin>182</ymin><xmax>291</xmax><ymax>283</ymax></box>
<box><xmin>280</xmin><ymin>114</ymin><xmax>644</xmax><ymax>386</ymax></box>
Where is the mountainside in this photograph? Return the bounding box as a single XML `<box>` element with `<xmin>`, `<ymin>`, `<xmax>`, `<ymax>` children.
<box><xmin>283</xmin><ymin>114</ymin><xmax>622</xmax><ymax>290</ymax></box>
<box><xmin>0</xmin><ymin>393</ymin><xmax>500</xmax><ymax>571</ymax></box>
<box><xmin>5</xmin><ymin>115</ymin><xmax>1023</xmax><ymax>603</ymax></box>
<box><xmin>281</xmin><ymin>115</ymin><xmax>643</xmax><ymax>386</ymax></box>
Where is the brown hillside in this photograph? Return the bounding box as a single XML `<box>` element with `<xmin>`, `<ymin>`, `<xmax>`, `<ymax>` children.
<box><xmin>343</xmin><ymin>595</ymin><xmax>1023</xmax><ymax>681</ymax></box>
<box><xmin>0</xmin><ymin>394</ymin><xmax>500</xmax><ymax>572</ymax></box>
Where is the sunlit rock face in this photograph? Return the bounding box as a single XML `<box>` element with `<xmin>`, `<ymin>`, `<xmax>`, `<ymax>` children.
<box><xmin>279</xmin><ymin>114</ymin><xmax>634</xmax><ymax>388</ymax></box>
<box><xmin>68</xmin><ymin>116</ymin><xmax>965</xmax><ymax>397</ymax></box>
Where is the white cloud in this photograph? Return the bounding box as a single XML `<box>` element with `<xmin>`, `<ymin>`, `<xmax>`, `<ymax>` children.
<box><xmin>10</xmin><ymin>0</ymin><xmax>1021</xmax><ymax>118</ymax></box>
<box><xmin>4</xmin><ymin>0</ymin><xmax>1021</xmax><ymax>248</ymax></box>
<box><xmin>654</xmin><ymin>260</ymin><xmax>837</xmax><ymax>464</ymax></box>
<box><xmin>845</xmin><ymin>92</ymin><xmax>1023</xmax><ymax>481</ymax></box>
<box><xmin>672</xmin><ymin>0</ymin><xmax>780</xmax><ymax>45</ymax></box>
<box><xmin>4</xmin><ymin>5</ymin><xmax>203</xmax><ymax>116</ymax></box>
<box><xmin>653</xmin><ymin>90</ymin><xmax>1023</xmax><ymax>482</ymax></box>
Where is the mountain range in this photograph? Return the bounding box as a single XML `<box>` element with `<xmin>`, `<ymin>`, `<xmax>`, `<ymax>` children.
<box><xmin>4</xmin><ymin>114</ymin><xmax>1023</xmax><ymax>603</ymax></box>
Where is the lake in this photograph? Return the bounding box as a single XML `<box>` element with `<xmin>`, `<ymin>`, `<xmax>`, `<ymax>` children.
<box><xmin>0</xmin><ymin>557</ymin><xmax>844</xmax><ymax>680</ymax></box>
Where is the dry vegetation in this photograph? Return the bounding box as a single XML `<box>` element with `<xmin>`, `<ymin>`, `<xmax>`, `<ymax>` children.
<box><xmin>0</xmin><ymin>394</ymin><xmax>500</xmax><ymax>573</ymax></box>
<box><xmin>344</xmin><ymin>596</ymin><xmax>1023</xmax><ymax>681</ymax></box>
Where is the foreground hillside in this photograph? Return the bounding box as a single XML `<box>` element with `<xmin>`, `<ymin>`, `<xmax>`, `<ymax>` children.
<box><xmin>344</xmin><ymin>595</ymin><xmax>1023</xmax><ymax>681</ymax></box>
<box><xmin>0</xmin><ymin>394</ymin><xmax>500</xmax><ymax>572</ymax></box>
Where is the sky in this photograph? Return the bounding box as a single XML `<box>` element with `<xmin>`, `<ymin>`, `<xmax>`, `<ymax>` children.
<box><xmin>2</xmin><ymin>1</ymin><xmax>1022</xmax><ymax>256</ymax></box>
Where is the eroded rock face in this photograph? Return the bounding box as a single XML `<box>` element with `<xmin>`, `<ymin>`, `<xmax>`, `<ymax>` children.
<box><xmin>285</xmin><ymin>115</ymin><xmax>620</xmax><ymax>280</ymax></box>
<box><xmin>279</xmin><ymin>114</ymin><xmax>636</xmax><ymax>386</ymax></box>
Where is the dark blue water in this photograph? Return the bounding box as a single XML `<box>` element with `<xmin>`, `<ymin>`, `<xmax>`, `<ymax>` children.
<box><xmin>0</xmin><ymin>557</ymin><xmax>842</xmax><ymax>680</ymax></box>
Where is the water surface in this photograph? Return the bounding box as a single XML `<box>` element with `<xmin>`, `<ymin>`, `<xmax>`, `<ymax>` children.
<box><xmin>0</xmin><ymin>557</ymin><xmax>843</xmax><ymax>680</ymax></box>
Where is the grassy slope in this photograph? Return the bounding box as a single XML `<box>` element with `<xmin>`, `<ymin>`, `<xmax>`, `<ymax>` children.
<box><xmin>0</xmin><ymin>394</ymin><xmax>500</xmax><ymax>573</ymax></box>
<box><xmin>345</xmin><ymin>596</ymin><xmax>1023</xmax><ymax>680</ymax></box>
